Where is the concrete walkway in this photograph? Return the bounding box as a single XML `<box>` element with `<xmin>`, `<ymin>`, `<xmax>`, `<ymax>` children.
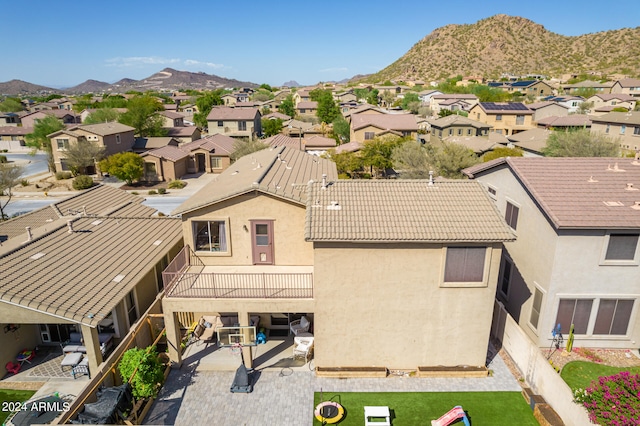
<box><xmin>144</xmin><ymin>345</ymin><xmax>522</xmax><ymax>426</ymax></box>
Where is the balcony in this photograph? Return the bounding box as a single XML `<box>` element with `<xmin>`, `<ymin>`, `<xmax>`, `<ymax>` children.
<box><xmin>162</xmin><ymin>246</ymin><xmax>313</xmax><ymax>299</ymax></box>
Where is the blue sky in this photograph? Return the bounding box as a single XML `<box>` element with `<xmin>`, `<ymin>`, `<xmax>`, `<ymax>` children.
<box><xmin>6</xmin><ymin>0</ymin><xmax>639</xmax><ymax>88</ymax></box>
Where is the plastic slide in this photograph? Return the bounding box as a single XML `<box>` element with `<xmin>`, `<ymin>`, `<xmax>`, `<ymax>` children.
<box><xmin>430</xmin><ymin>405</ymin><xmax>470</xmax><ymax>426</ymax></box>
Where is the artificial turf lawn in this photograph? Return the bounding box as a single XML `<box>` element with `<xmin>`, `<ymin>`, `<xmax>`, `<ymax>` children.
<box><xmin>313</xmin><ymin>391</ymin><xmax>538</xmax><ymax>425</ymax></box>
<box><xmin>0</xmin><ymin>389</ymin><xmax>36</xmax><ymax>424</ymax></box>
<box><xmin>560</xmin><ymin>360</ymin><xmax>640</xmax><ymax>391</ymax></box>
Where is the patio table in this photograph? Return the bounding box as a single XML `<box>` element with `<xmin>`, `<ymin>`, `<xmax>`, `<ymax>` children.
<box><xmin>61</xmin><ymin>352</ymin><xmax>83</xmax><ymax>372</ymax></box>
<box><xmin>16</xmin><ymin>349</ymin><xmax>34</xmax><ymax>365</ymax></box>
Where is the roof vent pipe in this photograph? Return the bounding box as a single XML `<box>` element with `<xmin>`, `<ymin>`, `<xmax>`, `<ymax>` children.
<box><xmin>82</xmin><ymin>206</ymin><xmax>87</xmax><ymax>216</ymax></box>
<box><xmin>26</xmin><ymin>227</ymin><xmax>32</xmax><ymax>241</ymax></box>
<box><xmin>322</xmin><ymin>174</ymin><xmax>327</xmax><ymax>189</ymax></box>
<box><xmin>428</xmin><ymin>171</ymin><xmax>434</xmax><ymax>186</ymax></box>
<box><xmin>67</xmin><ymin>220</ymin><xmax>74</xmax><ymax>233</ymax></box>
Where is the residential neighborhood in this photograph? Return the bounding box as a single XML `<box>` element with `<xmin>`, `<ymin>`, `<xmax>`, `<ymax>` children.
<box><xmin>1</xmin><ymin>10</ymin><xmax>640</xmax><ymax>426</ymax></box>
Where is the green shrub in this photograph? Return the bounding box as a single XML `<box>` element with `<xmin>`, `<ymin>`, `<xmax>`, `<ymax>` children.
<box><xmin>0</xmin><ymin>155</ymin><xmax>6</xmax><ymax>163</ymax></box>
<box><xmin>118</xmin><ymin>346</ymin><xmax>165</xmax><ymax>399</ymax></box>
<box><xmin>72</xmin><ymin>175</ymin><xmax>94</xmax><ymax>190</ymax></box>
<box><xmin>157</xmin><ymin>188</ymin><xmax>166</xmax><ymax>195</ymax></box>
<box><xmin>55</xmin><ymin>171</ymin><xmax>73</xmax><ymax>180</ymax></box>
<box><xmin>131</xmin><ymin>191</ymin><xmax>139</xmax><ymax>195</ymax></box>
<box><xmin>167</xmin><ymin>180</ymin><xmax>186</xmax><ymax>189</ymax></box>
<box><xmin>148</xmin><ymin>190</ymin><xmax>157</xmax><ymax>195</ymax></box>
<box><xmin>20</xmin><ymin>179</ymin><xmax>29</xmax><ymax>187</ymax></box>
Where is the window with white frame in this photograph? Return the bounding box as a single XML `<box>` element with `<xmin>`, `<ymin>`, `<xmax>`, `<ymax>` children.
<box><xmin>604</xmin><ymin>234</ymin><xmax>639</xmax><ymax>262</ymax></box>
<box><xmin>516</xmin><ymin>115</ymin><xmax>525</xmax><ymax>125</ymax></box>
<box><xmin>498</xmin><ymin>256</ymin><xmax>513</xmax><ymax>298</ymax></box>
<box><xmin>496</xmin><ymin>114</ymin><xmax>502</xmax><ymax>121</ymax></box>
<box><xmin>443</xmin><ymin>247</ymin><xmax>486</xmax><ymax>283</ymax></box>
<box><xmin>210</xmin><ymin>157</ymin><xmax>222</xmax><ymax>169</ymax></box>
<box><xmin>193</xmin><ymin>220</ymin><xmax>228</xmax><ymax>252</ymax></box>
<box><xmin>529</xmin><ymin>287</ymin><xmax>543</xmax><ymax>329</ymax></box>
<box><xmin>56</xmin><ymin>138</ymin><xmax>69</xmax><ymax>150</ymax></box>
<box><xmin>593</xmin><ymin>299</ymin><xmax>634</xmax><ymax>335</ymax></box>
<box><xmin>238</xmin><ymin>121</ymin><xmax>247</xmax><ymax>131</ymax></box>
<box><xmin>555</xmin><ymin>298</ymin><xmax>593</xmax><ymax>334</ymax></box>
<box><xmin>365</xmin><ymin>132</ymin><xmax>375</xmax><ymax>140</ymax></box>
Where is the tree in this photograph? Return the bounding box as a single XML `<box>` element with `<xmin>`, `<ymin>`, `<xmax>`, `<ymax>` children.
<box><xmin>193</xmin><ymin>90</ymin><xmax>224</xmax><ymax>128</ymax></box>
<box><xmin>0</xmin><ymin>98</ymin><xmax>23</xmax><ymax>112</ymax></box>
<box><xmin>63</xmin><ymin>140</ymin><xmax>106</xmax><ymax>175</ymax></box>
<box><xmin>325</xmin><ymin>149</ymin><xmax>364</xmax><ymax>178</ymax></box>
<box><xmin>83</xmin><ymin>108</ymin><xmax>121</xmax><ymax>124</ymax></box>
<box><xmin>392</xmin><ymin>140</ymin><xmax>432</xmax><ymax>179</ymax></box>
<box><xmin>366</xmin><ymin>89</ymin><xmax>380</xmax><ymax>105</ymax></box>
<box><xmin>430</xmin><ymin>142</ymin><xmax>481</xmax><ymax>179</ymax></box>
<box><xmin>230</xmin><ymin>138</ymin><xmax>268</xmax><ymax>161</ymax></box>
<box><xmin>361</xmin><ymin>135</ymin><xmax>406</xmax><ymax>177</ymax></box>
<box><xmin>482</xmin><ymin>147</ymin><xmax>524</xmax><ymax>162</ymax></box>
<box><xmin>99</xmin><ymin>152</ymin><xmax>144</xmax><ymax>185</ymax></box>
<box><xmin>576</xmin><ymin>101</ymin><xmax>594</xmax><ymax>115</ymax></box>
<box><xmin>310</xmin><ymin>89</ymin><xmax>340</xmax><ymax>124</ymax></box>
<box><xmin>0</xmin><ymin>163</ymin><xmax>24</xmax><ymax>220</ymax></box>
<box><xmin>542</xmin><ymin>129</ymin><xmax>620</xmax><ymax>157</ymax></box>
<box><xmin>259</xmin><ymin>83</ymin><xmax>273</xmax><ymax>92</ymax></box>
<box><xmin>25</xmin><ymin>115</ymin><xmax>65</xmax><ymax>171</ymax></box>
<box><xmin>118</xmin><ymin>346</ymin><xmax>164</xmax><ymax>399</ymax></box>
<box><xmin>401</xmin><ymin>92</ymin><xmax>420</xmax><ymax>112</ymax></box>
<box><xmin>330</xmin><ymin>117</ymin><xmax>350</xmax><ymax>144</ymax></box>
<box><xmin>279</xmin><ymin>95</ymin><xmax>296</xmax><ymax>118</ymax></box>
<box><xmin>381</xmin><ymin>91</ymin><xmax>396</xmax><ymax>107</ymax></box>
<box><xmin>118</xmin><ymin>95</ymin><xmax>166</xmax><ymax>137</ymax></box>
<box><xmin>261</xmin><ymin>118</ymin><xmax>282</xmax><ymax>137</ymax></box>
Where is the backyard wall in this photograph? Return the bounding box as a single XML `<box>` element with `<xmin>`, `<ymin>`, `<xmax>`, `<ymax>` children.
<box><xmin>491</xmin><ymin>301</ymin><xmax>590</xmax><ymax>426</ymax></box>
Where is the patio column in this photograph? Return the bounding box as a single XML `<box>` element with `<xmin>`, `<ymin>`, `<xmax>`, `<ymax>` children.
<box><xmin>164</xmin><ymin>311</ymin><xmax>183</xmax><ymax>367</ymax></box>
<box><xmin>80</xmin><ymin>325</ymin><xmax>103</xmax><ymax>374</ymax></box>
<box><xmin>237</xmin><ymin>311</ymin><xmax>253</xmax><ymax>368</ymax></box>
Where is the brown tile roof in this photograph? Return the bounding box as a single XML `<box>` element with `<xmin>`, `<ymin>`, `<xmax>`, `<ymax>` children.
<box><xmin>0</xmin><ymin>185</ymin><xmax>156</xmax><ymax>242</ymax></box>
<box><xmin>206</xmin><ymin>106</ymin><xmax>260</xmax><ymax>121</ymax></box>
<box><xmin>296</xmin><ymin>101</ymin><xmax>318</xmax><ymax>110</ymax></box>
<box><xmin>427</xmin><ymin>115</ymin><xmax>491</xmax><ymax>129</ymax></box>
<box><xmin>536</xmin><ymin>115</ymin><xmax>592</xmax><ymax>128</ymax></box>
<box><xmin>70</xmin><ymin>122</ymin><xmax>135</xmax><ymax>136</ymax></box>
<box><xmin>615</xmin><ymin>78</ymin><xmax>640</xmax><ymax>88</ymax></box>
<box><xmin>505</xmin><ymin>128</ymin><xmax>551</xmax><ymax>153</ymax></box>
<box><xmin>173</xmin><ymin>146</ymin><xmax>337</xmax><ymax>214</ymax></box>
<box><xmin>159</xmin><ymin>111</ymin><xmax>184</xmax><ymax>119</ymax></box>
<box><xmin>133</xmin><ymin>137</ymin><xmax>179</xmax><ymax>150</ymax></box>
<box><xmin>465</xmin><ymin>157</ymin><xmax>640</xmax><ymax>229</ymax></box>
<box><xmin>526</xmin><ymin>101</ymin><xmax>565</xmax><ymax>110</ymax></box>
<box><xmin>590</xmin><ymin>111</ymin><xmax>640</xmax><ymax>126</ymax></box>
<box><xmin>343</xmin><ymin>104</ymin><xmax>384</xmax><ymax>118</ymax></box>
<box><xmin>432</xmin><ymin>94</ymin><xmax>478</xmax><ymax>100</ymax></box>
<box><xmin>263</xmin><ymin>112</ymin><xmax>291</xmax><ymax>120</ymax></box>
<box><xmin>143</xmin><ymin>145</ymin><xmax>189</xmax><ymax>162</ymax></box>
<box><xmin>351</xmin><ymin>113</ymin><xmax>418</xmax><ymax>132</ymax></box>
<box><xmin>443</xmin><ymin>136</ymin><xmax>497</xmax><ymax>153</ymax></box>
<box><xmin>181</xmin><ymin>134</ymin><xmax>235</xmax><ymax>155</ymax></box>
<box><xmin>590</xmin><ymin>94</ymin><xmax>637</xmax><ymax>102</ymax></box>
<box><xmin>304</xmin><ymin>180</ymin><xmax>515</xmax><ymax>242</ymax></box>
<box><xmin>305</xmin><ymin>135</ymin><xmax>336</xmax><ymax>149</ymax></box>
<box><xmin>0</xmin><ymin>216</ymin><xmax>182</xmax><ymax>326</ymax></box>
<box><xmin>165</xmin><ymin>126</ymin><xmax>199</xmax><ymax>137</ymax></box>
<box><xmin>264</xmin><ymin>134</ymin><xmax>302</xmax><ymax>150</ymax></box>
<box><xmin>0</xmin><ymin>126</ymin><xmax>32</xmax><ymax>135</ymax></box>
<box><xmin>333</xmin><ymin>141</ymin><xmax>362</xmax><ymax>153</ymax></box>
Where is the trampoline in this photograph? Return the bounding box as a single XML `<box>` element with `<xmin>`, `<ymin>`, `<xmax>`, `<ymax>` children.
<box><xmin>314</xmin><ymin>401</ymin><xmax>345</xmax><ymax>424</ymax></box>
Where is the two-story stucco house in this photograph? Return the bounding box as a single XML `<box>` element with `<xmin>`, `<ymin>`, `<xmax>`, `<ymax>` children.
<box><xmin>161</xmin><ymin>146</ymin><xmax>515</xmax><ymax>372</ymax></box>
<box><xmin>206</xmin><ymin>107</ymin><xmax>262</xmax><ymax>140</ymax></box>
<box><xmin>350</xmin><ymin>113</ymin><xmax>418</xmax><ymax>142</ymax></box>
<box><xmin>590</xmin><ymin>111</ymin><xmax>640</xmax><ymax>152</ymax></box>
<box><xmin>469</xmin><ymin>102</ymin><xmax>534</xmax><ymax>136</ymax></box>
<box><xmin>48</xmin><ymin>122</ymin><xmax>136</xmax><ymax>173</ymax></box>
<box><xmin>464</xmin><ymin>157</ymin><xmax>640</xmax><ymax>350</ymax></box>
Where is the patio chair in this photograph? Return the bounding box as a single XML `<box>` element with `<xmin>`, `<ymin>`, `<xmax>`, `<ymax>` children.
<box><xmin>290</xmin><ymin>316</ymin><xmax>310</xmax><ymax>336</ymax></box>
<box><xmin>5</xmin><ymin>361</ymin><xmax>21</xmax><ymax>375</ymax></box>
<box><xmin>293</xmin><ymin>337</ymin><xmax>314</xmax><ymax>363</ymax></box>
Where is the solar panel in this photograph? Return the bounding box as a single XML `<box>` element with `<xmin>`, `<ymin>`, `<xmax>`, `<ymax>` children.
<box><xmin>510</xmin><ymin>80</ymin><xmax>537</xmax><ymax>87</ymax></box>
<box><xmin>480</xmin><ymin>102</ymin><xmax>530</xmax><ymax>111</ymax></box>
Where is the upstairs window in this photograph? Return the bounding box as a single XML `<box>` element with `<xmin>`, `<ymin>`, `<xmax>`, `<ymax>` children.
<box><xmin>444</xmin><ymin>247</ymin><xmax>486</xmax><ymax>283</ymax></box>
<box><xmin>621</xmin><ymin>125</ymin><xmax>626</xmax><ymax>135</ymax></box>
<box><xmin>56</xmin><ymin>138</ymin><xmax>69</xmax><ymax>150</ymax></box>
<box><xmin>516</xmin><ymin>115</ymin><xmax>525</xmax><ymax>125</ymax></box>
<box><xmin>238</xmin><ymin>121</ymin><xmax>247</xmax><ymax>131</ymax></box>
<box><xmin>364</xmin><ymin>132</ymin><xmax>375</xmax><ymax>140</ymax></box>
<box><xmin>505</xmin><ymin>201</ymin><xmax>519</xmax><ymax>230</ymax></box>
<box><xmin>605</xmin><ymin>234</ymin><xmax>639</xmax><ymax>261</ymax></box>
<box><xmin>193</xmin><ymin>220</ymin><xmax>228</xmax><ymax>252</ymax></box>
<box><xmin>496</xmin><ymin>114</ymin><xmax>503</xmax><ymax>121</ymax></box>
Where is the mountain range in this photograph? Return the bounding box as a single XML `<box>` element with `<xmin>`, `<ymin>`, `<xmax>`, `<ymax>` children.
<box><xmin>363</xmin><ymin>14</ymin><xmax>640</xmax><ymax>83</ymax></box>
<box><xmin>2</xmin><ymin>15</ymin><xmax>639</xmax><ymax>96</ymax></box>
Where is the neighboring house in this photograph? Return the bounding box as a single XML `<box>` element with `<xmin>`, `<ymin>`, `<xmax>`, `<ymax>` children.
<box><xmin>221</xmin><ymin>93</ymin><xmax>250</xmax><ymax>106</ymax></box>
<box><xmin>264</xmin><ymin>134</ymin><xmax>303</xmax><ymax>150</ymax></box>
<box><xmin>443</xmin><ymin>135</ymin><xmax>498</xmax><ymax>154</ymax></box>
<box><xmin>536</xmin><ymin>115</ymin><xmax>591</xmax><ymax>130</ymax></box>
<box><xmin>464</xmin><ymin>157</ymin><xmax>640</xmax><ymax>350</ymax></box>
<box><xmin>430</xmin><ymin>94</ymin><xmax>479</xmax><ymax>115</ymax></box>
<box><xmin>350</xmin><ymin>113</ymin><xmax>418</xmax><ymax>142</ymax></box>
<box><xmin>293</xmin><ymin>89</ymin><xmax>311</xmax><ymax>105</ymax></box>
<box><xmin>469</xmin><ymin>102</ymin><xmax>534</xmax><ymax>136</ymax></box>
<box><xmin>610</xmin><ymin>78</ymin><xmax>640</xmax><ymax>98</ymax></box>
<box><xmin>141</xmin><ymin>146</ymin><xmax>190</xmax><ymax>182</ymax></box>
<box><xmin>165</xmin><ymin>126</ymin><xmax>201</xmax><ymax>144</ymax></box>
<box><xmin>542</xmin><ymin>96</ymin><xmax>585</xmax><ymax>114</ymax></box>
<box><xmin>561</xmin><ymin>80</ymin><xmax>614</xmax><ymax>95</ymax></box>
<box><xmin>343</xmin><ymin>104</ymin><xmax>385</xmax><ymax>122</ymax></box>
<box><xmin>178</xmin><ymin>103</ymin><xmax>199</xmax><ymax>115</ymax></box>
<box><xmin>21</xmin><ymin>110</ymin><xmax>81</xmax><ymax>129</ymax></box>
<box><xmin>161</xmin><ymin>146</ymin><xmax>514</xmax><ymax>372</ymax></box>
<box><xmin>333</xmin><ymin>140</ymin><xmax>363</xmax><ymax>154</ymax></box>
<box><xmin>296</xmin><ymin>101</ymin><xmax>318</xmax><ymax>117</ymax></box>
<box><xmin>159</xmin><ymin>111</ymin><xmax>185</xmax><ymax>127</ymax></box>
<box><xmin>206</xmin><ymin>107</ymin><xmax>262</xmax><ymax>140</ymax></box>
<box><xmin>48</xmin><ymin>122</ymin><xmax>136</xmax><ymax>173</ymax></box>
<box><xmin>334</xmin><ymin>91</ymin><xmax>356</xmax><ymax>103</ymax></box>
<box><xmin>526</xmin><ymin>101</ymin><xmax>569</xmax><ymax>122</ymax></box>
<box><xmin>418</xmin><ymin>89</ymin><xmax>443</xmax><ymax>105</ymax></box>
<box><xmin>427</xmin><ymin>114</ymin><xmax>491</xmax><ymax>140</ymax></box>
<box><xmin>587</xmin><ymin>94</ymin><xmax>637</xmax><ymax>112</ymax></box>
<box><xmin>590</xmin><ymin>111</ymin><xmax>640</xmax><ymax>151</ymax></box>
<box><xmin>504</xmin><ymin>80</ymin><xmax>555</xmax><ymax>97</ymax></box>
<box><xmin>304</xmin><ymin>135</ymin><xmax>336</xmax><ymax>155</ymax></box>
<box><xmin>263</xmin><ymin>112</ymin><xmax>291</xmax><ymax>121</ymax></box>
<box><xmin>0</xmin><ymin>126</ymin><xmax>32</xmax><ymax>151</ymax></box>
<box><xmin>0</xmin><ymin>112</ymin><xmax>21</xmax><ymax>127</ymax></box>
<box><xmin>28</xmin><ymin>102</ymin><xmax>58</xmax><ymax>112</ymax></box>
<box><xmin>0</xmin><ymin>185</ymin><xmax>183</xmax><ymax>374</ymax></box>
<box><xmin>505</xmin><ymin>128</ymin><xmax>551</xmax><ymax>156</ymax></box>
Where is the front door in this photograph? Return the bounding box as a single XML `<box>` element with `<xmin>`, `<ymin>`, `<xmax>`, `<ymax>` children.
<box><xmin>251</xmin><ymin>220</ymin><xmax>274</xmax><ymax>264</ymax></box>
<box><xmin>196</xmin><ymin>153</ymin><xmax>206</xmax><ymax>172</ymax></box>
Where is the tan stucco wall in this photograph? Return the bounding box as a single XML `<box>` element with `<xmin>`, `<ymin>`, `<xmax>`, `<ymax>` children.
<box><xmin>470</xmin><ymin>107</ymin><xmax>534</xmax><ymax>136</ymax></box>
<box><xmin>591</xmin><ymin>124</ymin><xmax>640</xmax><ymax>151</ymax></box>
<box><xmin>312</xmin><ymin>242</ymin><xmax>503</xmax><ymax>369</ymax></box>
<box><xmin>0</xmin><ymin>324</ymin><xmax>39</xmax><ymax>373</ymax></box>
<box><xmin>181</xmin><ymin>193</ymin><xmax>313</xmax><ymax>266</ymax></box>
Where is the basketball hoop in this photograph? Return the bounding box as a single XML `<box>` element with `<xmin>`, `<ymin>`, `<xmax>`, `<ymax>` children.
<box><xmin>230</xmin><ymin>343</ymin><xmax>243</xmax><ymax>356</ymax></box>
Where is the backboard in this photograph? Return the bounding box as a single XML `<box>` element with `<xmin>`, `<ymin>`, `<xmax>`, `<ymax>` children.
<box><xmin>217</xmin><ymin>326</ymin><xmax>257</xmax><ymax>347</ymax></box>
